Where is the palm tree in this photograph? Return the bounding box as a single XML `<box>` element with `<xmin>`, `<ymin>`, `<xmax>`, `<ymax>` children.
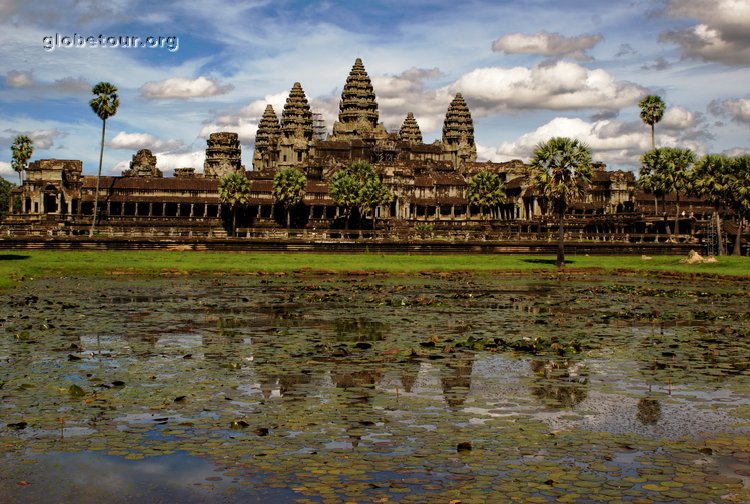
<box><xmin>726</xmin><ymin>155</ymin><xmax>750</xmax><ymax>256</ymax></box>
<box><xmin>272</xmin><ymin>167</ymin><xmax>307</xmax><ymax>228</ymax></box>
<box><xmin>466</xmin><ymin>171</ymin><xmax>506</xmax><ymax>220</ymax></box>
<box><xmin>692</xmin><ymin>154</ymin><xmax>730</xmax><ymax>255</ymax></box>
<box><xmin>330</xmin><ymin>161</ymin><xmax>391</xmax><ymax>231</ymax></box>
<box><xmin>89</xmin><ymin>82</ymin><xmax>119</xmax><ymax>235</ymax></box>
<box><xmin>11</xmin><ymin>135</ymin><xmax>34</xmax><ymax>186</ymax></box>
<box><xmin>218</xmin><ymin>171</ymin><xmax>251</xmax><ymax>235</ymax></box>
<box><xmin>660</xmin><ymin>147</ymin><xmax>695</xmax><ymax>236</ymax></box>
<box><xmin>641</xmin><ymin>148</ymin><xmax>673</xmax><ymax>235</ymax></box>
<box><xmin>530</xmin><ymin>137</ymin><xmax>593</xmax><ymax>268</ymax></box>
<box><xmin>639</xmin><ymin>95</ymin><xmax>666</xmax><ymax>150</ymax></box>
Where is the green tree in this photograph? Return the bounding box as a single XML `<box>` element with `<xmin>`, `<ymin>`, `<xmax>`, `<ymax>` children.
<box><xmin>466</xmin><ymin>171</ymin><xmax>506</xmax><ymax>220</ymax></box>
<box><xmin>692</xmin><ymin>154</ymin><xmax>731</xmax><ymax>255</ymax></box>
<box><xmin>726</xmin><ymin>156</ymin><xmax>750</xmax><ymax>256</ymax></box>
<box><xmin>272</xmin><ymin>167</ymin><xmax>307</xmax><ymax>228</ymax></box>
<box><xmin>330</xmin><ymin>161</ymin><xmax>392</xmax><ymax>230</ymax></box>
<box><xmin>639</xmin><ymin>95</ymin><xmax>666</xmax><ymax>150</ymax></box>
<box><xmin>641</xmin><ymin>147</ymin><xmax>695</xmax><ymax>237</ymax></box>
<box><xmin>218</xmin><ymin>171</ymin><xmax>251</xmax><ymax>235</ymax></box>
<box><xmin>530</xmin><ymin>137</ymin><xmax>593</xmax><ymax>268</ymax></box>
<box><xmin>89</xmin><ymin>82</ymin><xmax>120</xmax><ymax>235</ymax></box>
<box><xmin>0</xmin><ymin>178</ymin><xmax>17</xmax><ymax>217</ymax></box>
<box><xmin>11</xmin><ymin>135</ymin><xmax>33</xmax><ymax>185</ymax></box>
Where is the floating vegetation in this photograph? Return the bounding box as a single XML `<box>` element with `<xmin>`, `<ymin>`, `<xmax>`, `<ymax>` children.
<box><xmin>1</xmin><ymin>273</ymin><xmax>749</xmax><ymax>502</ymax></box>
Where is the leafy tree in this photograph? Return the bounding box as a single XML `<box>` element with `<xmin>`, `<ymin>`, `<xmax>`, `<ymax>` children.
<box><xmin>725</xmin><ymin>156</ymin><xmax>750</xmax><ymax>256</ymax></box>
<box><xmin>641</xmin><ymin>147</ymin><xmax>695</xmax><ymax>236</ymax></box>
<box><xmin>0</xmin><ymin>177</ymin><xmax>17</xmax><ymax>217</ymax></box>
<box><xmin>272</xmin><ymin>167</ymin><xmax>307</xmax><ymax>228</ymax></box>
<box><xmin>692</xmin><ymin>154</ymin><xmax>732</xmax><ymax>255</ymax></box>
<box><xmin>218</xmin><ymin>171</ymin><xmax>251</xmax><ymax>235</ymax></box>
<box><xmin>330</xmin><ymin>161</ymin><xmax>392</xmax><ymax>230</ymax></box>
<box><xmin>89</xmin><ymin>82</ymin><xmax>119</xmax><ymax>235</ymax></box>
<box><xmin>530</xmin><ymin>137</ymin><xmax>593</xmax><ymax>268</ymax></box>
<box><xmin>11</xmin><ymin>135</ymin><xmax>33</xmax><ymax>185</ymax></box>
<box><xmin>466</xmin><ymin>171</ymin><xmax>506</xmax><ymax>220</ymax></box>
<box><xmin>639</xmin><ymin>95</ymin><xmax>665</xmax><ymax>150</ymax></box>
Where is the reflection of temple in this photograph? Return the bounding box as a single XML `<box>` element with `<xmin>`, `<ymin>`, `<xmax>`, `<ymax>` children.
<box><xmin>4</xmin><ymin>58</ymin><xmax>714</xmax><ymax>236</ymax></box>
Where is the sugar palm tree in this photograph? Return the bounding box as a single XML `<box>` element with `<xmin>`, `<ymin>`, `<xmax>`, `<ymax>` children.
<box><xmin>726</xmin><ymin>155</ymin><xmax>750</xmax><ymax>256</ymax></box>
<box><xmin>660</xmin><ymin>147</ymin><xmax>695</xmax><ymax>236</ymax></box>
<box><xmin>218</xmin><ymin>171</ymin><xmax>251</xmax><ymax>235</ymax></box>
<box><xmin>641</xmin><ymin>148</ymin><xmax>673</xmax><ymax>235</ymax></box>
<box><xmin>692</xmin><ymin>154</ymin><xmax>730</xmax><ymax>255</ymax></box>
<box><xmin>272</xmin><ymin>167</ymin><xmax>307</xmax><ymax>228</ymax></box>
<box><xmin>330</xmin><ymin>161</ymin><xmax>391</xmax><ymax>231</ymax></box>
<box><xmin>639</xmin><ymin>95</ymin><xmax>665</xmax><ymax>150</ymax></box>
<box><xmin>89</xmin><ymin>82</ymin><xmax>119</xmax><ymax>235</ymax></box>
<box><xmin>10</xmin><ymin>135</ymin><xmax>33</xmax><ymax>185</ymax></box>
<box><xmin>466</xmin><ymin>171</ymin><xmax>506</xmax><ymax>220</ymax></box>
<box><xmin>530</xmin><ymin>137</ymin><xmax>593</xmax><ymax>268</ymax></box>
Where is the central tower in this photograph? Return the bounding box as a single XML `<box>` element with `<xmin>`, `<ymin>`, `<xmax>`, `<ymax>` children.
<box><xmin>331</xmin><ymin>58</ymin><xmax>387</xmax><ymax>140</ymax></box>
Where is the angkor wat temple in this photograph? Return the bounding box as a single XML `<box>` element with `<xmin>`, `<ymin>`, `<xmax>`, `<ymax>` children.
<box><xmin>4</xmin><ymin>58</ymin><xmax>716</xmax><ymax>242</ymax></box>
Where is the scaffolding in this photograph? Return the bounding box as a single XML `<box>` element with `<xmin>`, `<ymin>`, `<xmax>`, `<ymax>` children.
<box><xmin>312</xmin><ymin>112</ymin><xmax>327</xmax><ymax>141</ymax></box>
<box><xmin>706</xmin><ymin>214</ymin><xmax>717</xmax><ymax>257</ymax></box>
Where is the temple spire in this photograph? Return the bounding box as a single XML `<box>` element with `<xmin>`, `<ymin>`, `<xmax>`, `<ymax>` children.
<box><xmin>399</xmin><ymin>112</ymin><xmax>422</xmax><ymax>144</ymax></box>
<box><xmin>441</xmin><ymin>93</ymin><xmax>476</xmax><ymax>167</ymax></box>
<box><xmin>281</xmin><ymin>82</ymin><xmax>313</xmax><ymax>141</ymax></box>
<box><xmin>332</xmin><ymin>58</ymin><xmax>384</xmax><ymax>139</ymax></box>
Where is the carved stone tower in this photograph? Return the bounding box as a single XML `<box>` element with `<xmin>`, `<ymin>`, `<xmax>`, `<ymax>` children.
<box><xmin>203</xmin><ymin>132</ymin><xmax>243</xmax><ymax>178</ymax></box>
<box><xmin>398</xmin><ymin>112</ymin><xmax>422</xmax><ymax>144</ymax></box>
<box><xmin>332</xmin><ymin>58</ymin><xmax>387</xmax><ymax>141</ymax></box>
<box><xmin>253</xmin><ymin>104</ymin><xmax>281</xmax><ymax>172</ymax></box>
<box><xmin>441</xmin><ymin>93</ymin><xmax>477</xmax><ymax>169</ymax></box>
<box><xmin>279</xmin><ymin>82</ymin><xmax>313</xmax><ymax>167</ymax></box>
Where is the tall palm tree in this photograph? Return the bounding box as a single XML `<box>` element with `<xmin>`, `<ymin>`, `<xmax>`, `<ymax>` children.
<box><xmin>89</xmin><ymin>81</ymin><xmax>119</xmax><ymax>235</ymax></box>
<box><xmin>466</xmin><ymin>171</ymin><xmax>506</xmax><ymax>221</ymax></box>
<box><xmin>727</xmin><ymin>155</ymin><xmax>750</xmax><ymax>256</ymax></box>
<box><xmin>272</xmin><ymin>167</ymin><xmax>307</xmax><ymax>228</ymax></box>
<box><xmin>639</xmin><ymin>95</ymin><xmax>666</xmax><ymax>150</ymax></box>
<box><xmin>693</xmin><ymin>154</ymin><xmax>731</xmax><ymax>255</ymax></box>
<box><xmin>218</xmin><ymin>171</ymin><xmax>251</xmax><ymax>235</ymax></box>
<box><xmin>661</xmin><ymin>147</ymin><xmax>695</xmax><ymax>236</ymax></box>
<box><xmin>10</xmin><ymin>135</ymin><xmax>33</xmax><ymax>186</ymax></box>
<box><xmin>530</xmin><ymin>137</ymin><xmax>593</xmax><ymax>268</ymax></box>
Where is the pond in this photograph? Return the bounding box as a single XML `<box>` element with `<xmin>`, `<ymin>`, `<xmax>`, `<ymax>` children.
<box><xmin>1</xmin><ymin>272</ymin><xmax>750</xmax><ymax>503</ymax></box>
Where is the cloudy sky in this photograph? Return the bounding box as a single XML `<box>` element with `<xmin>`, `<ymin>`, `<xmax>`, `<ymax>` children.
<box><xmin>2</xmin><ymin>0</ymin><xmax>749</xmax><ymax>180</ymax></box>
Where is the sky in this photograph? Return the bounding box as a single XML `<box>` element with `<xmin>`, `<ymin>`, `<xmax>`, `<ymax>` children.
<box><xmin>1</xmin><ymin>0</ymin><xmax>750</xmax><ymax>181</ymax></box>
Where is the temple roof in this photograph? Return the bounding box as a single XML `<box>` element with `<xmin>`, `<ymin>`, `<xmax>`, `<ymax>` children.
<box><xmin>256</xmin><ymin>105</ymin><xmax>281</xmax><ymax>151</ymax></box>
<box><xmin>281</xmin><ymin>82</ymin><xmax>313</xmax><ymax>140</ymax></box>
<box><xmin>442</xmin><ymin>93</ymin><xmax>475</xmax><ymax>147</ymax></box>
<box><xmin>337</xmin><ymin>58</ymin><xmax>378</xmax><ymax>128</ymax></box>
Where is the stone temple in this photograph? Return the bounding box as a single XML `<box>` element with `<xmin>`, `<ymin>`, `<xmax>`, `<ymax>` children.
<box><xmin>3</xmin><ymin>58</ymin><xmax>712</xmax><ymax>237</ymax></box>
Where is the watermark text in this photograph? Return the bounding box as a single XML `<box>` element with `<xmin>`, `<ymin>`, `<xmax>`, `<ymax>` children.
<box><xmin>43</xmin><ymin>34</ymin><xmax>179</xmax><ymax>53</ymax></box>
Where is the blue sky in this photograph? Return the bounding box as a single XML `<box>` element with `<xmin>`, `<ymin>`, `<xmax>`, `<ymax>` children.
<box><xmin>2</xmin><ymin>0</ymin><xmax>749</xmax><ymax>180</ymax></box>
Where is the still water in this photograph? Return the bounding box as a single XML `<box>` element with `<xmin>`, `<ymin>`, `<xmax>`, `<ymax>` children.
<box><xmin>1</xmin><ymin>273</ymin><xmax>749</xmax><ymax>502</ymax></box>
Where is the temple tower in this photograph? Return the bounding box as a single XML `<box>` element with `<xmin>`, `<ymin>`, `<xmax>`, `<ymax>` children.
<box><xmin>203</xmin><ymin>132</ymin><xmax>243</xmax><ymax>178</ymax></box>
<box><xmin>441</xmin><ymin>93</ymin><xmax>477</xmax><ymax>168</ymax></box>
<box><xmin>398</xmin><ymin>112</ymin><xmax>422</xmax><ymax>144</ymax></box>
<box><xmin>253</xmin><ymin>104</ymin><xmax>281</xmax><ymax>172</ymax></box>
<box><xmin>279</xmin><ymin>82</ymin><xmax>313</xmax><ymax>167</ymax></box>
<box><xmin>332</xmin><ymin>58</ymin><xmax>387</xmax><ymax>140</ymax></box>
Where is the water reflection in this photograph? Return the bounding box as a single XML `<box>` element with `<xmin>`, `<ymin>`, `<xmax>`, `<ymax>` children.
<box><xmin>529</xmin><ymin>358</ymin><xmax>589</xmax><ymax>408</ymax></box>
<box><xmin>636</xmin><ymin>397</ymin><xmax>662</xmax><ymax>425</ymax></box>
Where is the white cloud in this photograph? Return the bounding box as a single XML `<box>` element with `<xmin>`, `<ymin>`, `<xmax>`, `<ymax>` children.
<box><xmin>1</xmin><ymin>128</ymin><xmax>67</xmax><ymax>150</ymax></box>
<box><xmin>480</xmin><ymin>112</ymin><xmax>708</xmax><ymax>169</ymax></box>
<box><xmin>450</xmin><ymin>61</ymin><xmax>645</xmax><ymax>114</ymax></box>
<box><xmin>660</xmin><ymin>0</ymin><xmax>750</xmax><ymax>65</ymax></box>
<box><xmin>6</xmin><ymin>70</ymin><xmax>34</xmax><ymax>87</ymax></box>
<box><xmin>0</xmin><ymin>161</ymin><xmax>15</xmax><ymax>180</ymax></box>
<box><xmin>709</xmin><ymin>98</ymin><xmax>750</xmax><ymax>125</ymax></box>
<box><xmin>491</xmin><ymin>31</ymin><xmax>603</xmax><ymax>61</ymax></box>
<box><xmin>108</xmin><ymin>131</ymin><xmax>184</xmax><ymax>151</ymax></box>
<box><xmin>139</xmin><ymin>76</ymin><xmax>234</xmax><ymax>100</ymax></box>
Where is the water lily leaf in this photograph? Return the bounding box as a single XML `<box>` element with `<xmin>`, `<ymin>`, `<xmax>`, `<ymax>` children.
<box><xmin>67</xmin><ymin>384</ymin><xmax>85</xmax><ymax>397</ymax></box>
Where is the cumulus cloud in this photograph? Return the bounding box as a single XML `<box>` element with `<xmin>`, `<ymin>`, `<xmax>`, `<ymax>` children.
<box><xmin>480</xmin><ymin>110</ymin><xmax>707</xmax><ymax>169</ymax></box>
<box><xmin>139</xmin><ymin>76</ymin><xmax>234</xmax><ymax>100</ymax></box>
<box><xmin>108</xmin><ymin>132</ymin><xmax>184</xmax><ymax>151</ymax></box>
<box><xmin>1</xmin><ymin>128</ymin><xmax>67</xmax><ymax>150</ymax></box>
<box><xmin>450</xmin><ymin>61</ymin><xmax>645</xmax><ymax>114</ymax></box>
<box><xmin>659</xmin><ymin>0</ymin><xmax>750</xmax><ymax>65</ymax></box>
<box><xmin>491</xmin><ymin>31</ymin><xmax>603</xmax><ymax>61</ymax></box>
<box><xmin>4</xmin><ymin>71</ymin><xmax>90</xmax><ymax>94</ymax></box>
<box><xmin>709</xmin><ymin>98</ymin><xmax>750</xmax><ymax>125</ymax></box>
<box><xmin>0</xmin><ymin>161</ymin><xmax>14</xmax><ymax>179</ymax></box>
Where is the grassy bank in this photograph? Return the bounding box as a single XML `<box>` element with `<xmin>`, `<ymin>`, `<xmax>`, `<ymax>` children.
<box><xmin>1</xmin><ymin>250</ymin><xmax>749</xmax><ymax>289</ymax></box>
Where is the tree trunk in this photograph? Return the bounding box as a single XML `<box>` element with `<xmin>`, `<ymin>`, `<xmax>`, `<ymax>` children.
<box><xmin>654</xmin><ymin>195</ymin><xmax>658</xmax><ymax>216</ymax></box>
<box><xmin>715</xmin><ymin>211</ymin><xmax>724</xmax><ymax>256</ymax></box>
<box><xmin>651</xmin><ymin>124</ymin><xmax>655</xmax><ymax>150</ymax></box>
<box><xmin>286</xmin><ymin>208</ymin><xmax>291</xmax><ymax>229</ymax></box>
<box><xmin>556</xmin><ymin>209</ymin><xmax>565</xmax><ymax>269</ymax></box>
<box><xmin>232</xmin><ymin>206</ymin><xmax>237</xmax><ymax>236</ymax></box>
<box><xmin>662</xmin><ymin>195</ymin><xmax>671</xmax><ymax>235</ymax></box>
<box><xmin>733</xmin><ymin>218</ymin><xmax>743</xmax><ymax>256</ymax></box>
<box><xmin>674</xmin><ymin>195</ymin><xmax>680</xmax><ymax>237</ymax></box>
<box><xmin>90</xmin><ymin>119</ymin><xmax>106</xmax><ymax>236</ymax></box>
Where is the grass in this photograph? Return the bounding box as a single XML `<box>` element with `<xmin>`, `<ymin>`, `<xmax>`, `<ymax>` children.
<box><xmin>0</xmin><ymin>250</ymin><xmax>748</xmax><ymax>290</ymax></box>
